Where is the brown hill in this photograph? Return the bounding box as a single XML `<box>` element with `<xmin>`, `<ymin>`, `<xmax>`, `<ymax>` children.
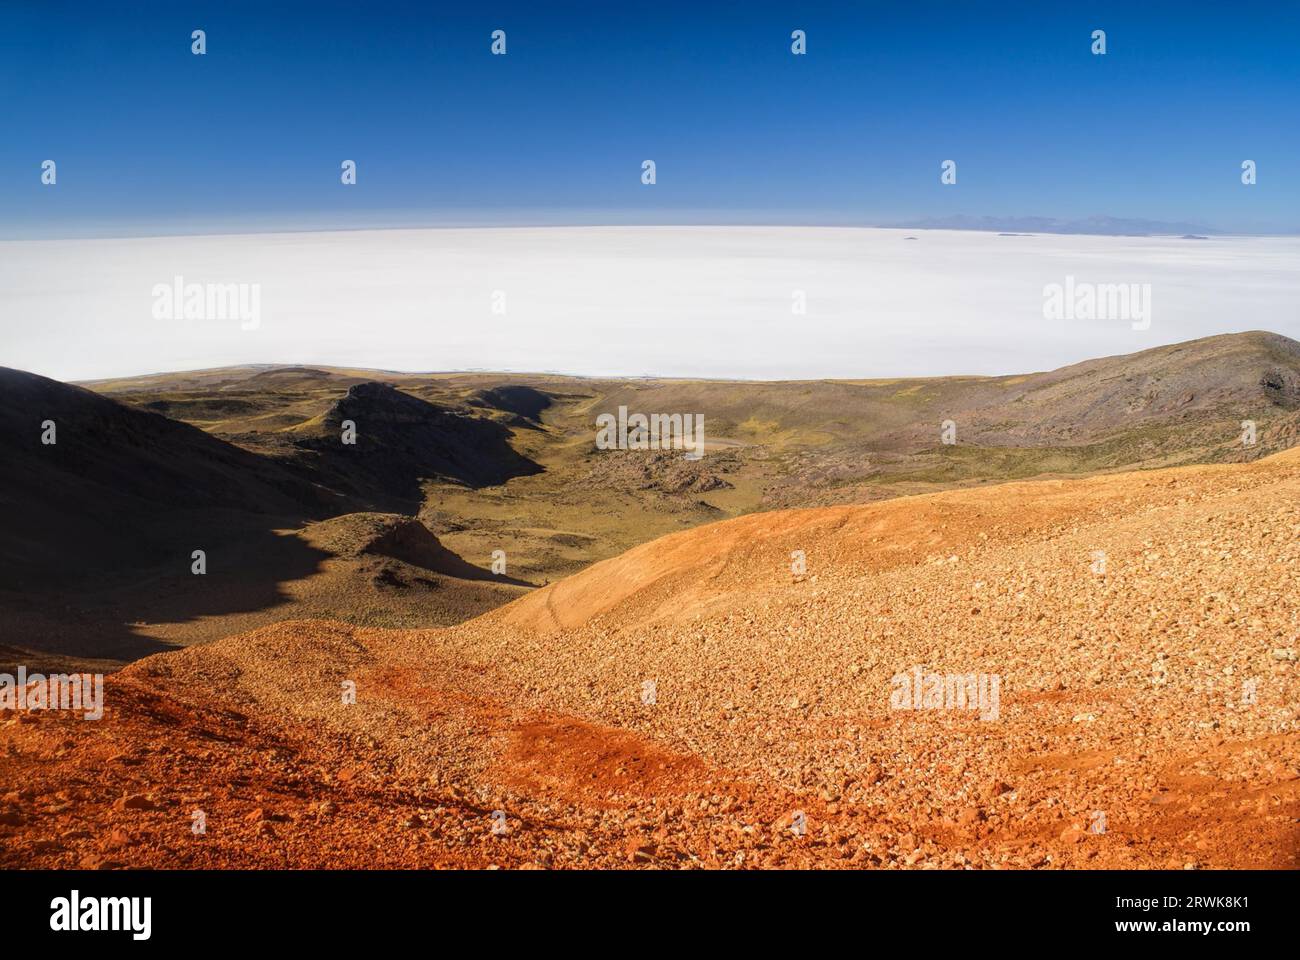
<box><xmin>467</xmin><ymin>385</ymin><xmax>553</xmax><ymax>424</ymax></box>
<box><xmin>978</xmin><ymin>330</ymin><xmax>1300</xmax><ymax>433</ymax></box>
<box><xmin>0</xmin><ymin>367</ymin><xmax>337</xmax><ymax>589</ymax></box>
<box><xmin>286</xmin><ymin>381</ymin><xmax>543</xmax><ymax>511</ymax></box>
<box><xmin>306</xmin><ymin>512</ymin><xmax>531</xmax><ymax>585</ymax></box>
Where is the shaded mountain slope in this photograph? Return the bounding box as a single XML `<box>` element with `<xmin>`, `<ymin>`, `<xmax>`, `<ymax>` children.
<box><xmin>0</xmin><ymin>367</ymin><xmax>337</xmax><ymax>589</ymax></box>
<box><xmin>952</xmin><ymin>330</ymin><xmax>1300</xmax><ymax>444</ymax></box>
<box><xmin>286</xmin><ymin>382</ymin><xmax>543</xmax><ymax>511</ymax></box>
<box><xmin>467</xmin><ymin>385</ymin><xmax>553</xmax><ymax>423</ymax></box>
<box><xmin>306</xmin><ymin>512</ymin><xmax>533</xmax><ymax>585</ymax></box>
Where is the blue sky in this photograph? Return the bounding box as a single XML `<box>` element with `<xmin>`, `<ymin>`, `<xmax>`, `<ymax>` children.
<box><xmin>2</xmin><ymin>0</ymin><xmax>1297</xmax><ymax>237</ymax></box>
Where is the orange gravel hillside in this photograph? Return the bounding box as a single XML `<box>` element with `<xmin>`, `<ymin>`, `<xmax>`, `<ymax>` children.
<box><xmin>3</xmin><ymin>449</ymin><xmax>1298</xmax><ymax>869</ymax></box>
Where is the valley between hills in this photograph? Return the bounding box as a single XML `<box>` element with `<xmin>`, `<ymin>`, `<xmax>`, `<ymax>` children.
<box><xmin>1</xmin><ymin>331</ymin><xmax>1297</xmax><ymax>869</ymax></box>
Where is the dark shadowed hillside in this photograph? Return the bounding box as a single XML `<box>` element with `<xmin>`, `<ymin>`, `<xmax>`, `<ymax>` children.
<box><xmin>468</xmin><ymin>385</ymin><xmax>553</xmax><ymax>423</ymax></box>
<box><xmin>285</xmin><ymin>381</ymin><xmax>543</xmax><ymax>511</ymax></box>
<box><xmin>0</xmin><ymin>368</ymin><xmax>337</xmax><ymax>589</ymax></box>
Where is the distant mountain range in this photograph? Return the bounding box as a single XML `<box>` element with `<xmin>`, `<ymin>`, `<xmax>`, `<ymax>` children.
<box><xmin>886</xmin><ymin>214</ymin><xmax>1222</xmax><ymax>237</ymax></box>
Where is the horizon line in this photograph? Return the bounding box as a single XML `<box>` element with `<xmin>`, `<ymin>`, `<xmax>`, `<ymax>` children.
<box><xmin>8</xmin><ymin>215</ymin><xmax>1300</xmax><ymax>244</ymax></box>
<box><xmin>11</xmin><ymin>224</ymin><xmax>1300</xmax><ymax>244</ymax></box>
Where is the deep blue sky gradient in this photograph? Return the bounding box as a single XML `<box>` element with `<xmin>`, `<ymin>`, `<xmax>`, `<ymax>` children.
<box><xmin>2</xmin><ymin>0</ymin><xmax>1296</xmax><ymax>236</ymax></box>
